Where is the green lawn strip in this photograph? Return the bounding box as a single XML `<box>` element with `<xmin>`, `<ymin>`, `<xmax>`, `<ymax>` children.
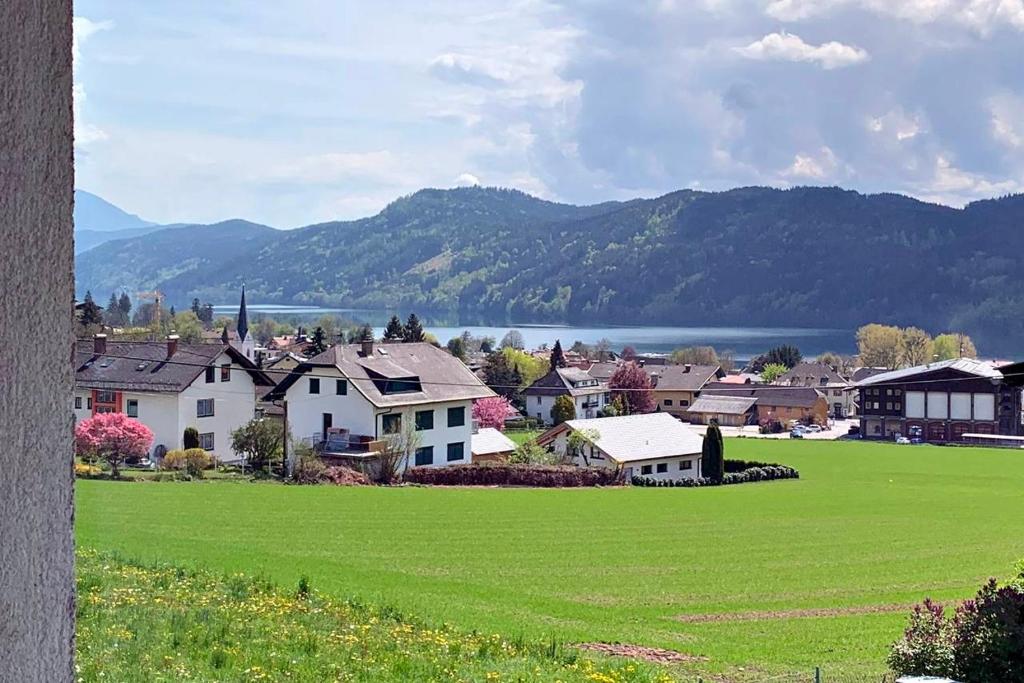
<box><xmin>506</xmin><ymin>429</ymin><xmax>540</xmax><ymax>446</ymax></box>
<box><xmin>76</xmin><ymin>440</ymin><xmax>1024</xmax><ymax>679</ymax></box>
<box><xmin>76</xmin><ymin>548</ymin><xmax>674</xmax><ymax>682</ymax></box>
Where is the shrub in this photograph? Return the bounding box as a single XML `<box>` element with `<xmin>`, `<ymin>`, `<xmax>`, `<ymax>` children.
<box><xmin>231</xmin><ymin>419</ymin><xmax>284</xmax><ymax>473</ymax></box>
<box><xmin>889</xmin><ymin>569</ymin><xmax>1024</xmax><ymax>681</ymax></box>
<box><xmin>405</xmin><ymin>464</ymin><xmax>622</xmax><ymax>488</ymax></box>
<box><xmin>507</xmin><ymin>441</ymin><xmax>562</xmax><ymax>466</ymax></box>
<box><xmin>74</xmin><ymin>413</ymin><xmax>154</xmax><ymax>479</ymax></box>
<box><xmin>74</xmin><ymin>462</ymin><xmax>102</xmax><ymax>478</ymax></box>
<box><xmin>161</xmin><ymin>449</ymin><xmax>187</xmax><ymax>471</ymax></box>
<box><xmin>631</xmin><ymin>461</ymin><xmax>799</xmax><ymax>487</ymax></box>
<box><xmin>292</xmin><ymin>452</ymin><xmax>329</xmax><ymax>484</ymax></box>
<box><xmin>162</xmin><ymin>448</ymin><xmax>213</xmax><ymax>477</ymax></box>
<box><xmin>183</xmin><ymin>427</ymin><xmax>200</xmax><ymax>450</ymax></box>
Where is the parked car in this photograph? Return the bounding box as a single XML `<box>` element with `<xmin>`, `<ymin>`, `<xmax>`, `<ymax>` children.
<box><xmin>790</xmin><ymin>429</ymin><xmax>804</xmax><ymax>439</ymax></box>
<box><xmin>896</xmin><ymin>436</ymin><xmax>911</xmax><ymax>445</ymax></box>
<box><xmin>848</xmin><ymin>424</ymin><xmax>861</xmax><ymax>436</ymax></box>
<box><xmin>805</xmin><ymin>424</ymin><xmax>822</xmax><ymax>433</ymax></box>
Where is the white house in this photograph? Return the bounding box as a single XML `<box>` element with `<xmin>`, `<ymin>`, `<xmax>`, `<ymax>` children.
<box><xmin>74</xmin><ymin>333</ymin><xmax>274</xmax><ymax>461</ymax></box>
<box><xmin>537</xmin><ymin>412</ymin><xmax>706</xmax><ymax>482</ymax></box>
<box><xmin>267</xmin><ymin>338</ymin><xmax>495</xmax><ymax>471</ymax></box>
<box><xmin>521</xmin><ymin>367</ymin><xmax>611</xmax><ymax>425</ymax></box>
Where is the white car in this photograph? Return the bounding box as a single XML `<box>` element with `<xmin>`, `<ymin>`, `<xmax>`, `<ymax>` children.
<box><xmin>896</xmin><ymin>436</ymin><xmax>911</xmax><ymax>444</ymax></box>
<box><xmin>805</xmin><ymin>424</ymin><xmax>822</xmax><ymax>433</ymax></box>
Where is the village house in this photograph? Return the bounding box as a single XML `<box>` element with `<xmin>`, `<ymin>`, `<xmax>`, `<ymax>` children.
<box><xmin>266</xmin><ymin>338</ymin><xmax>494</xmax><ymax>471</ymax></box>
<box><xmin>537</xmin><ymin>412</ymin><xmax>705</xmax><ymax>481</ymax></box>
<box><xmin>855</xmin><ymin>358</ymin><xmax>1024</xmax><ymax>443</ymax></box>
<box><xmin>701</xmin><ymin>384</ymin><xmax>829</xmax><ymax>425</ymax></box>
<box><xmin>686</xmin><ymin>394</ymin><xmax>758</xmax><ymax>426</ymax></box>
<box><xmin>775</xmin><ymin>362</ymin><xmax>855</xmax><ymax>418</ymax></box>
<box><xmin>74</xmin><ymin>333</ymin><xmax>273</xmax><ymax>461</ymax></box>
<box><xmin>647</xmin><ymin>364</ymin><xmax>725</xmax><ymax>418</ymax></box>
<box><xmin>470</xmin><ymin>427</ymin><xmax>517</xmax><ymax>464</ymax></box>
<box><xmin>521</xmin><ymin>367</ymin><xmax>612</xmax><ymax>425</ymax></box>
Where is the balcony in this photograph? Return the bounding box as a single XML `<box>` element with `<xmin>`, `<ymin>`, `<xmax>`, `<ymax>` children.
<box><xmin>309</xmin><ymin>428</ymin><xmax>386</xmax><ymax>457</ymax></box>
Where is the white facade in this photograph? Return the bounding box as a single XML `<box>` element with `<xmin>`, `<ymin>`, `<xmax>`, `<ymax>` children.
<box><xmin>282</xmin><ymin>367</ymin><xmax>476</xmax><ymax>470</ymax></box>
<box><xmin>548</xmin><ymin>430</ymin><xmax>701</xmax><ymax>482</ymax></box>
<box><xmin>528</xmin><ymin>389</ymin><xmax>611</xmax><ymax>425</ymax></box>
<box><xmin>74</xmin><ymin>350</ymin><xmax>259</xmax><ymax>462</ymax></box>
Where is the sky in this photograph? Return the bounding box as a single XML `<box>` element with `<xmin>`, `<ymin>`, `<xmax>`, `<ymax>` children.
<box><xmin>74</xmin><ymin>0</ymin><xmax>1024</xmax><ymax>228</ymax></box>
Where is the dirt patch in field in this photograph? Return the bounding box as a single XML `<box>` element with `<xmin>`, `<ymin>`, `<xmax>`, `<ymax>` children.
<box><xmin>673</xmin><ymin>603</ymin><xmax>910</xmax><ymax>623</ymax></box>
<box><xmin>577</xmin><ymin>643</ymin><xmax>707</xmax><ymax>664</ymax></box>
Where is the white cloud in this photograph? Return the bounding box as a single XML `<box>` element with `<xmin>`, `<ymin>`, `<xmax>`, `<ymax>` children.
<box><xmin>454</xmin><ymin>172</ymin><xmax>481</xmax><ymax>186</ymax></box>
<box><xmin>784</xmin><ymin>146</ymin><xmax>839</xmax><ymax>178</ymax></box>
<box><xmin>989</xmin><ymin>93</ymin><xmax>1024</xmax><ymax>147</ymax></box>
<box><xmin>915</xmin><ymin>154</ymin><xmax>1023</xmax><ymax>205</ymax></box>
<box><xmin>735</xmin><ymin>31</ymin><xmax>869</xmax><ymax>69</ymax></box>
<box><xmin>72</xmin><ymin>17</ymin><xmax>113</xmax><ymax>148</ymax></box>
<box><xmin>867</xmin><ymin>108</ymin><xmax>923</xmax><ymax>141</ymax></box>
<box><xmin>765</xmin><ymin>0</ymin><xmax>1024</xmax><ymax>33</ymax></box>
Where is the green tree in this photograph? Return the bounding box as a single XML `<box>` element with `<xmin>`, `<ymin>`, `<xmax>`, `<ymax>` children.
<box><xmin>383</xmin><ymin>315</ymin><xmax>405</xmax><ymax>341</ymax></box>
<box><xmin>171</xmin><ymin>310</ymin><xmax>204</xmax><ymax>343</ymax></box>
<box><xmin>403</xmin><ymin>313</ymin><xmax>425</xmax><ymax>342</ymax></box>
<box><xmin>900</xmin><ymin>327</ymin><xmax>934</xmax><ymax>367</ymax></box>
<box><xmin>670</xmin><ymin>346</ymin><xmax>719</xmax><ymax>366</ymax></box>
<box><xmin>191</xmin><ymin>297</ymin><xmax>202</xmax><ymax>318</ymax></box>
<box><xmin>479</xmin><ymin>336</ymin><xmax>495</xmax><ymax>354</ymax></box>
<box><xmin>816</xmin><ymin>351</ymin><xmax>855</xmax><ymax>376</ymax></box>
<box><xmin>308</xmin><ymin>327</ymin><xmax>328</xmax><ymax>355</ymax></box>
<box><xmin>483</xmin><ymin>351</ymin><xmax>523</xmax><ymax>405</ymax></box>
<box><xmin>500</xmin><ymin>330</ymin><xmax>524</xmax><ymax>350</ymax></box>
<box><xmin>765</xmin><ymin>344</ymin><xmax>802</xmax><ymax>368</ymax></box>
<box><xmin>183</xmin><ymin>427</ymin><xmax>200</xmax><ymax>450</ymax></box>
<box><xmin>760</xmin><ymin>362</ymin><xmax>789</xmax><ymax>384</ymax></box>
<box><xmin>105</xmin><ymin>292</ymin><xmax>121</xmax><ymax>325</ymax></box>
<box><xmin>933</xmin><ymin>333</ymin><xmax>978</xmax><ymax>360</ymax></box>
<box><xmin>551</xmin><ymin>395</ymin><xmax>576</xmax><ymax>425</ymax></box>
<box><xmin>701</xmin><ymin>421</ymin><xmax>725</xmax><ymax>481</ymax></box>
<box><xmin>549</xmin><ymin>339</ymin><xmax>567</xmax><ymax>371</ymax></box>
<box><xmin>446</xmin><ymin>336</ymin><xmax>467</xmax><ymax>361</ymax></box>
<box><xmin>80</xmin><ymin>290</ymin><xmax>103</xmax><ymax>327</ymax></box>
<box><xmin>857</xmin><ymin>323</ymin><xmax>904</xmax><ymax>369</ymax></box>
<box><xmin>502</xmin><ymin>348</ymin><xmax>547</xmax><ymax>388</ymax></box>
<box><xmin>118</xmin><ymin>292</ymin><xmax>132</xmax><ymax>323</ymax></box>
<box><xmin>230</xmin><ymin>419</ymin><xmax>284</xmax><ymax>474</ymax></box>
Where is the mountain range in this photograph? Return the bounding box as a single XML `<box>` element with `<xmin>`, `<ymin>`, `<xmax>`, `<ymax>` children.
<box><xmin>74</xmin><ymin>185</ymin><xmax>1024</xmax><ymax>354</ymax></box>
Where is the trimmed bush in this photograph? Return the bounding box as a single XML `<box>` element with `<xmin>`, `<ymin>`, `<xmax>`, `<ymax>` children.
<box><xmin>405</xmin><ymin>464</ymin><xmax>622</xmax><ymax>487</ymax></box>
<box><xmin>74</xmin><ymin>462</ymin><xmax>102</xmax><ymax>478</ymax></box>
<box><xmin>183</xmin><ymin>427</ymin><xmax>200</xmax><ymax>450</ymax></box>
<box><xmin>631</xmin><ymin>462</ymin><xmax>799</xmax><ymax>487</ymax></box>
<box><xmin>161</xmin><ymin>448</ymin><xmax>214</xmax><ymax>477</ymax></box>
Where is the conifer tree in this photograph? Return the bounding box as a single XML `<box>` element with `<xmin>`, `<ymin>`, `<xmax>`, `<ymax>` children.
<box><xmin>383</xmin><ymin>315</ymin><xmax>405</xmax><ymax>341</ymax></box>
<box><xmin>403</xmin><ymin>313</ymin><xmax>425</xmax><ymax>342</ymax></box>
<box><xmin>80</xmin><ymin>290</ymin><xmax>103</xmax><ymax>327</ymax></box>
<box><xmin>549</xmin><ymin>339</ymin><xmax>567</xmax><ymax>371</ymax></box>
<box><xmin>701</xmin><ymin>421</ymin><xmax>725</xmax><ymax>481</ymax></box>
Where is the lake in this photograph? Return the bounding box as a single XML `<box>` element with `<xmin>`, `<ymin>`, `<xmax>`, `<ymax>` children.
<box><xmin>213</xmin><ymin>304</ymin><xmax>854</xmax><ymax>359</ymax></box>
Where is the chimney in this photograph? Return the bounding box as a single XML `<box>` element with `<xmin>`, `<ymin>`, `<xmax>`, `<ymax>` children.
<box><xmin>93</xmin><ymin>333</ymin><xmax>107</xmax><ymax>355</ymax></box>
<box><xmin>166</xmin><ymin>333</ymin><xmax>180</xmax><ymax>359</ymax></box>
<box><xmin>684</xmin><ymin>364</ymin><xmax>691</xmax><ymax>373</ymax></box>
<box><xmin>360</xmin><ymin>330</ymin><xmax>374</xmax><ymax>357</ymax></box>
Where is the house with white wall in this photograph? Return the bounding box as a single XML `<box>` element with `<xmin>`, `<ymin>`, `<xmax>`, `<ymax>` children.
<box><xmin>266</xmin><ymin>338</ymin><xmax>495</xmax><ymax>471</ymax></box>
<box><xmin>522</xmin><ymin>367</ymin><xmax>611</xmax><ymax>425</ymax></box>
<box><xmin>74</xmin><ymin>334</ymin><xmax>273</xmax><ymax>461</ymax></box>
<box><xmin>536</xmin><ymin>412</ymin><xmax>705</xmax><ymax>482</ymax></box>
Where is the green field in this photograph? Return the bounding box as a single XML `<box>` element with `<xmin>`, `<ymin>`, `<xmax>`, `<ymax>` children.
<box><xmin>76</xmin><ymin>440</ymin><xmax>1024</xmax><ymax>681</ymax></box>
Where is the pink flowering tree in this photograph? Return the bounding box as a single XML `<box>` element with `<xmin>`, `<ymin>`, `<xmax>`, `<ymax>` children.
<box><xmin>609</xmin><ymin>361</ymin><xmax>655</xmax><ymax>415</ymax></box>
<box><xmin>472</xmin><ymin>396</ymin><xmax>515</xmax><ymax>431</ymax></box>
<box><xmin>74</xmin><ymin>412</ymin><xmax>153</xmax><ymax>478</ymax></box>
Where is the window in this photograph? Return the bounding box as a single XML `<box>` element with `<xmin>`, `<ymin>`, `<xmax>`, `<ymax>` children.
<box><xmin>309</xmin><ymin>378</ymin><xmax>320</xmax><ymax>394</ymax></box>
<box><xmin>220</xmin><ymin>363</ymin><xmax>231</xmax><ymax>382</ymax></box>
<box><xmin>680</xmin><ymin>460</ymin><xmax>693</xmax><ymax>470</ymax></box>
<box><xmin>886</xmin><ymin>402</ymin><xmax>893</xmax><ymax>411</ymax></box>
<box><xmin>886</xmin><ymin>388</ymin><xmax>893</xmax><ymax>396</ymax></box>
<box><xmin>382</xmin><ymin>413</ymin><xmax>402</xmax><ymax>434</ymax></box>
<box><xmin>536</xmin><ymin>396</ymin><xmax>542</xmax><ymax>405</ymax></box>
<box><xmin>895</xmin><ymin>389</ymin><xmax>903</xmax><ymax>396</ymax></box>
<box><xmin>94</xmin><ymin>391</ymin><xmax>117</xmax><ymax>414</ymax></box>
<box><xmin>205</xmin><ymin>366</ymin><xmax>215</xmax><ymax>383</ymax></box>
<box><xmin>448</xmin><ymin>406</ymin><xmax>466</xmax><ymax>428</ymax></box>
<box><xmin>415</xmin><ymin>410</ymin><xmax>434</xmax><ymax>431</ymax></box>
<box><xmin>198</xmin><ymin>432</ymin><xmax>215</xmax><ymax>451</ymax></box>
<box><xmin>664</xmin><ymin>399</ymin><xmax>673</xmax><ymax>406</ymax></box>
<box><xmin>833</xmin><ymin>390</ymin><xmax>842</xmax><ymax>397</ymax></box>
<box><xmin>197</xmin><ymin>399</ymin><xmax>215</xmax><ymax>418</ymax></box>
<box><xmin>74</xmin><ymin>396</ymin><xmax>82</xmax><ymax>410</ymax></box>
<box><xmin>656</xmin><ymin>463</ymin><xmax>668</xmax><ymax>473</ymax></box>
<box><xmin>640</xmin><ymin>465</ymin><xmax>653</xmax><ymax>475</ymax></box>
<box><xmin>447</xmin><ymin>442</ymin><xmax>465</xmax><ymax>462</ymax></box>
<box><xmin>335</xmin><ymin>379</ymin><xmax>347</xmax><ymax>395</ymax></box>
<box><xmin>415</xmin><ymin>446</ymin><xmax>434</xmax><ymax>466</ymax></box>
<box><xmin>126</xmin><ymin>399</ymin><xmax>139</xmax><ymax>418</ymax></box>
<box><xmin>681</xmin><ymin>399</ymin><xmax>689</xmax><ymax>407</ymax></box>
<box><xmin>86</xmin><ymin>397</ymin><xmax>93</xmax><ymax>410</ymax></box>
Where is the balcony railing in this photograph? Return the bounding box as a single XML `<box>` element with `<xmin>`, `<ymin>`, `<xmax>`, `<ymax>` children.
<box><xmin>309</xmin><ymin>428</ymin><xmax>386</xmax><ymax>455</ymax></box>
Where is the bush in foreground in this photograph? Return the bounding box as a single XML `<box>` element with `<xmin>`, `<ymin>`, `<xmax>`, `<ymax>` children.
<box><xmin>631</xmin><ymin>460</ymin><xmax>799</xmax><ymax>487</ymax></box>
<box><xmin>75</xmin><ymin>548</ymin><xmax>672</xmax><ymax>682</ymax></box>
<box><xmin>406</xmin><ymin>463</ymin><xmax>623</xmax><ymax>487</ymax></box>
<box><xmin>889</xmin><ymin>564</ymin><xmax>1024</xmax><ymax>682</ymax></box>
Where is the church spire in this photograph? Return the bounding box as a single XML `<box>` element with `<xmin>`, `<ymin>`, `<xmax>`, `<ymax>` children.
<box><xmin>237</xmin><ymin>285</ymin><xmax>249</xmax><ymax>341</ymax></box>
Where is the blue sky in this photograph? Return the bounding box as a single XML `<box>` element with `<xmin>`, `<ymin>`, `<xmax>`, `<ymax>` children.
<box><xmin>74</xmin><ymin>0</ymin><xmax>1024</xmax><ymax>228</ymax></box>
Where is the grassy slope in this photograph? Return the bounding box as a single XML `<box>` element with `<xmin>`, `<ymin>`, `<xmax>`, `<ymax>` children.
<box><xmin>76</xmin><ymin>440</ymin><xmax>1024</xmax><ymax>680</ymax></box>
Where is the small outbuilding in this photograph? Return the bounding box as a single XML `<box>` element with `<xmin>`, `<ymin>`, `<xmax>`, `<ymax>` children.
<box><xmin>686</xmin><ymin>394</ymin><xmax>758</xmax><ymax>426</ymax></box>
<box><xmin>471</xmin><ymin>427</ymin><xmax>517</xmax><ymax>464</ymax></box>
<box><xmin>536</xmin><ymin>412</ymin><xmax>705</xmax><ymax>482</ymax></box>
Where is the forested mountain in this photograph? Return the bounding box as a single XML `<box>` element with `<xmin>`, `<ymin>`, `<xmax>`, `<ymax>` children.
<box><xmin>75</xmin><ymin>185</ymin><xmax>1024</xmax><ymax>353</ymax></box>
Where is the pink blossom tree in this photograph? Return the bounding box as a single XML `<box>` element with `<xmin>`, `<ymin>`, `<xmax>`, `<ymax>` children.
<box><xmin>609</xmin><ymin>361</ymin><xmax>655</xmax><ymax>415</ymax></box>
<box><xmin>74</xmin><ymin>412</ymin><xmax>153</xmax><ymax>478</ymax></box>
<box><xmin>472</xmin><ymin>396</ymin><xmax>515</xmax><ymax>431</ymax></box>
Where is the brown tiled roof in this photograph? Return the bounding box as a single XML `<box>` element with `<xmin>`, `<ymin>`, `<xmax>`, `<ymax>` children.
<box><xmin>266</xmin><ymin>342</ymin><xmax>494</xmax><ymax>407</ymax></box>
<box><xmin>777</xmin><ymin>362</ymin><xmax>849</xmax><ymax>386</ymax></box>
<box><xmin>75</xmin><ymin>340</ymin><xmax>272</xmax><ymax>393</ymax></box>
<box><xmin>701</xmin><ymin>383</ymin><xmax>825</xmax><ymax>408</ymax></box>
<box><xmin>522</xmin><ymin>367</ymin><xmax>606</xmax><ymax>398</ymax></box>
<box><xmin>648</xmin><ymin>364</ymin><xmax>723</xmax><ymax>392</ymax></box>
<box><xmin>688</xmin><ymin>394</ymin><xmax>759</xmax><ymax>415</ymax></box>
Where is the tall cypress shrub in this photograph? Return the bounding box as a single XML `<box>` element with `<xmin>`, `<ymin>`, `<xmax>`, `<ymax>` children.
<box><xmin>701</xmin><ymin>421</ymin><xmax>724</xmax><ymax>481</ymax></box>
<box><xmin>183</xmin><ymin>427</ymin><xmax>200</xmax><ymax>450</ymax></box>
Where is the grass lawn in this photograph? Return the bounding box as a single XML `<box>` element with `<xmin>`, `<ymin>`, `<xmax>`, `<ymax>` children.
<box><xmin>76</xmin><ymin>440</ymin><xmax>1024</xmax><ymax>681</ymax></box>
<box><xmin>506</xmin><ymin>428</ymin><xmax>541</xmax><ymax>446</ymax></box>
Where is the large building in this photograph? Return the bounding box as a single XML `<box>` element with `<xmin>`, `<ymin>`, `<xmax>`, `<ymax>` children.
<box><xmin>855</xmin><ymin>358</ymin><xmax>1024</xmax><ymax>443</ymax></box>
<box><xmin>700</xmin><ymin>384</ymin><xmax>829</xmax><ymax>425</ymax></box>
<box><xmin>775</xmin><ymin>362</ymin><xmax>855</xmax><ymax>418</ymax></box>
<box><xmin>74</xmin><ymin>334</ymin><xmax>273</xmax><ymax>460</ymax></box>
<box><xmin>647</xmin><ymin>364</ymin><xmax>724</xmax><ymax>418</ymax></box>
<box><xmin>266</xmin><ymin>338</ymin><xmax>494</xmax><ymax>471</ymax></box>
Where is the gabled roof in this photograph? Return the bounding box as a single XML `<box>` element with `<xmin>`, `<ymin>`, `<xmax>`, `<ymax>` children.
<box><xmin>522</xmin><ymin>367</ymin><xmax>605</xmax><ymax>397</ymax></box>
<box><xmin>74</xmin><ymin>340</ymin><xmax>273</xmax><ymax>393</ymax></box>
<box><xmin>777</xmin><ymin>362</ymin><xmax>849</xmax><ymax>386</ymax></box>
<box><xmin>701</xmin><ymin>383</ymin><xmax>825</xmax><ymax>408</ymax></box>
<box><xmin>687</xmin><ymin>394</ymin><xmax>758</xmax><ymax>415</ymax></box>
<box><xmin>586</xmin><ymin>361</ymin><xmax>619</xmax><ymax>381</ymax></box>
<box><xmin>471</xmin><ymin>428</ymin><xmax>517</xmax><ymax>456</ymax></box>
<box><xmin>648</xmin><ymin>364</ymin><xmax>723</xmax><ymax>392</ymax></box>
<box><xmin>537</xmin><ymin>413</ymin><xmax>703</xmax><ymax>464</ymax></box>
<box><xmin>851</xmin><ymin>367</ymin><xmax>887</xmax><ymax>383</ymax></box>
<box><xmin>854</xmin><ymin>358</ymin><xmax>1003</xmax><ymax>386</ymax></box>
<box><xmin>266</xmin><ymin>342</ymin><xmax>494</xmax><ymax>407</ymax></box>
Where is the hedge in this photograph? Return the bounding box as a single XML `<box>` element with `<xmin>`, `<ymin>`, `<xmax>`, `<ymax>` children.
<box><xmin>631</xmin><ymin>462</ymin><xmax>799</xmax><ymax>487</ymax></box>
<box><xmin>405</xmin><ymin>463</ymin><xmax>623</xmax><ymax>487</ymax></box>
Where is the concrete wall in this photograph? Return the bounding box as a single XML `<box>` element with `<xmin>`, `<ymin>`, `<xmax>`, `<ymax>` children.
<box><xmin>0</xmin><ymin>1</ymin><xmax>75</xmax><ymax>680</ymax></box>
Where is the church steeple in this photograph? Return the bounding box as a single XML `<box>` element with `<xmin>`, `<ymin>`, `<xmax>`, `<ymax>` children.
<box><xmin>237</xmin><ymin>285</ymin><xmax>249</xmax><ymax>342</ymax></box>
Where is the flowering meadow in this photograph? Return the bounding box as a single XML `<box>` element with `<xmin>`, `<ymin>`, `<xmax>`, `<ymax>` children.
<box><xmin>75</xmin><ymin>548</ymin><xmax>675</xmax><ymax>682</ymax></box>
